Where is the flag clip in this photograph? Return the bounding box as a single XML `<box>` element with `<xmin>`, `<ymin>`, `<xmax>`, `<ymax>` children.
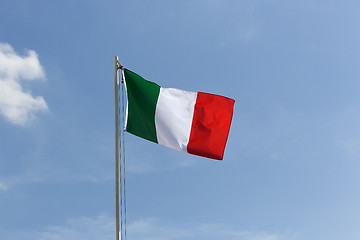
<box><xmin>116</xmin><ymin>60</ymin><xmax>123</xmax><ymax>70</ymax></box>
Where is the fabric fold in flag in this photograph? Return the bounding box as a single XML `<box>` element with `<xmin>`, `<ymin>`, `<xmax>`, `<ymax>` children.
<box><xmin>123</xmin><ymin>68</ymin><xmax>235</xmax><ymax>160</ymax></box>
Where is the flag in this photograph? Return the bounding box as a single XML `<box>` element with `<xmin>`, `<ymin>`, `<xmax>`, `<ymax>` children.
<box><xmin>123</xmin><ymin>68</ymin><xmax>235</xmax><ymax>160</ymax></box>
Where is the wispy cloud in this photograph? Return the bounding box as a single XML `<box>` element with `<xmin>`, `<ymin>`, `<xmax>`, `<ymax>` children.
<box><xmin>0</xmin><ymin>182</ymin><xmax>8</xmax><ymax>191</ymax></box>
<box><xmin>129</xmin><ymin>219</ymin><xmax>297</xmax><ymax>240</ymax></box>
<box><xmin>0</xmin><ymin>166</ymin><xmax>47</xmax><ymax>192</ymax></box>
<box><xmin>2</xmin><ymin>213</ymin><xmax>114</xmax><ymax>240</ymax></box>
<box><xmin>1</xmin><ymin>214</ymin><xmax>296</xmax><ymax>240</ymax></box>
<box><xmin>0</xmin><ymin>42</ymin><xmax>48</xmax><ymax>125</ymax></box>
<box><xmin>334</xmin><ymin>106</ymin><xmax>360</xmax><ymax>160</ymax></box>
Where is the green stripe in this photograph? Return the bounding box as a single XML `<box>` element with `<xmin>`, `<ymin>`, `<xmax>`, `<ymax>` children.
<box><xmin>124</xmin><ymin>69</ymin><xmax>160</xmax><ymax>143</ymax></box>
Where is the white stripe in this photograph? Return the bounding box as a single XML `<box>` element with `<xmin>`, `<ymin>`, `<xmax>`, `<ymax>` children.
<box><xmin>122</xmin><ymin>69</ymin><xmax>129</xmax><ymax>131</ymax></box>
<box><xmin>155</xmin><ymin>87</ymin><xmax>197</xmax><ymax>152</ymax></box>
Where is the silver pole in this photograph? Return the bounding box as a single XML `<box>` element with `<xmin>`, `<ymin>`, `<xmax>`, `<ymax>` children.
<box><xmin>114</xmin><ymin>56</ymin><xmax>120</xmax><ymax>240</ymax></box>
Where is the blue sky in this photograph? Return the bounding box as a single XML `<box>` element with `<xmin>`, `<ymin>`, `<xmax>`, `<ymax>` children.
<box><xmin>1</xmin><ymin>0</ymin><xmax>360</xmax><ymax>239</ymax></box>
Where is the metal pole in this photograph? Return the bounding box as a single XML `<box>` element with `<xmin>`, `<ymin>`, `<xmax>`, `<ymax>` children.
<box><xmin>114</xmin><ymin>56</ymin><xmax>120</xmax><ymax>240</ymax></box>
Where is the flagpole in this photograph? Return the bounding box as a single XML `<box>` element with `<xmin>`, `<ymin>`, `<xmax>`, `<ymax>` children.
<box><xmin>114</xmin><ymin>56</ymin><xmax>120</xmax><ymax>240</ymax></box>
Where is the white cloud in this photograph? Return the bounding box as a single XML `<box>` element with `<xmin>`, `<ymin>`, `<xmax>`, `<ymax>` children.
<box><xmin>0</xmin><ymin>42</ymin><xmax>48</xmax><ymax>125</ymax></box>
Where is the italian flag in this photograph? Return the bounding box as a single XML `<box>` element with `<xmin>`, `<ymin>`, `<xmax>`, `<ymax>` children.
<box><xmin>123</xmin><ymin>69</ymin><xmax>235</xmax><ymax>160</ymax></box>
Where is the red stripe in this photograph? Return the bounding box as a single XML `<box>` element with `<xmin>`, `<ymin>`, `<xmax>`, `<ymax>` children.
<box><xmin>187</xmin><ymin>92</ymin><xmax>235</xmax><ymax>160</ymax></box>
